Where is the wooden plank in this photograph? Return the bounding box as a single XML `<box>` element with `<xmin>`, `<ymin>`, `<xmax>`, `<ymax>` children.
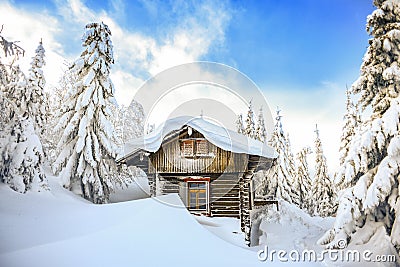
<box><xmin>211</xmin><ymin>194</ymin><xmax>240</xmax><ymax>198</ymax></box>
<box><xmin>210</xmin><ymin>205</ymin><xmax>239</xmax><ymax>209</ymax></box>
<box><xmin>147</xmin><ymin>130</ymin><xmax>251</xmax><ymax>174</ymax></box>
<box><xmin>211</xmin><ymin>196</ymin><xmax>240</xmax><ymax>201</ymax></box>
<box><xmin>213</xmin><ymin>185</ymin><xmax>239</xmax><ymax>189</ymax></box>
<box><xmin>211</xmin><ymin>201</ymin><xmax>240</xmax><ymax>205</ymax></box>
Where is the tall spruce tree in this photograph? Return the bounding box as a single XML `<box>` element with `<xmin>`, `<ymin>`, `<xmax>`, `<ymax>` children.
<box><xmin>285</xmin><ymin>133</ymin><xmax>297</xmax><ymax>182</ymax></box>
<box><xmin>256</xmin><ymin>106</ymin><xmax>267</xmax><ymax>142</ymax></box>
<box><xmin>0</xmin><ymin>35</ymin><xmax>48</xmax><ymax>192</ymax></box>
<box><xmin>244</xmin><ymin>100</ymin><xmax>256</xmax><ymax>139</ymax></box>
<box><xmin>310</xmin><ymin>125</ymin><xmax>336</xmax><ymax>217</ymax></box>
<box><xmin>319</xmin><ymin>0</ymin><xmax>400</xmax><ymax>252</ymax></box>
<box><xmin>26</xmin><ymin>40</ymin><xmax>47</xmax><ymax>136</ymax></box>
<box><xmin>43</xmin><ymin>67</ymin><xmax>75</xmax><ymax>164</ymax></box>
<box><xmin>54</xmin><ymin>22</ymin><xmax>121</xmax><ymax>204</ymax></box>
<box><xmin>0</xmin><ymin>27</ymin><xmax>25</xmax><ymax>127</ymax></box>
<box><xmin>340</xmin><ymin>88</ymin><xmax>358</xmax><ymax>163</ymax></box>
<box><xmin>335</xmin><ymin>88</ymin><xmax>360</xmax><ymax>189</ymax></box>
<box><xmin>1</xmin><ymin>114</ymin><xmax>48</xmax><ymax>193</ymax></box>
<box><xmin>261</xmin><ymin>108</ymin><xmax>295</xmax><ymax>202</ymax></box>
<box><xmin>294</xmin><ymin>147</ymin><xmax>312</xmax><ymax>211</ymax></box>
<box><xmin>0</xmin><ymin>60</ymin><xmax>11</xmax><ymax>130</ymax></box>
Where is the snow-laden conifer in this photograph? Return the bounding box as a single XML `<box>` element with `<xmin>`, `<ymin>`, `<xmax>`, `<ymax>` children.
<box><xmin>335</xmin><ymin>88</ymin><xmax>360</xmax><ymax>189</ymax></box>
<box><xmin>319</xmin><ymin>0</ymin><xmax>400</xmax><ymax>251</ymax></box>
<box><xmin>244</xmin><ymin>100</ymin><xmax>256</xmax><ymax>138</ymax></box>
<box><xmin>1</xmin><ymin>114</ymin><xmax>47</xmax><ymax>192</ymax></box>
<box><xmin>54</xmin><ymin>22</ymin><xmax>120</xmax><ymax>203</ymax></box>
<box><xmin>256</xmin><ymin>106</ymin><xmax>267</xmax><ymax>142</ymax></box>
<box><xmin>42</xmin><ymin>67</ymin><xmax>75</xmax><ymax>164</ymax></box>
<box><xmin>285</xmin><ymin>133</ymin><xmax>297</xmax><ymax>182</ymax></box>
<box><xmin>0</xmin><ymin>28</ymin><xmax>48</xmax><ymax>193</ymax></box>
<box><xmin>261</xmin><ymin>108</ymin><xmax>295</xmax><ymax>202</ymax></box>
<box><xmin>293</xmin><ymin>147</ymin><xmax>312</xmax><ymax>211</ymax></box>
<box><xmin>310</xmin><ymin>125</ymin><xmax>336</xmax><ymax>217</ymax></box>
<box><xmin>26</xmin><ymin>40</ymin><xmax>47</xmax><ymax>135</ymax></box>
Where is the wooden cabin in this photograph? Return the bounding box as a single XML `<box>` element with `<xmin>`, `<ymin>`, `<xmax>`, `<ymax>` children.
<box><xmin>117</xmin><ymin>116</ymin><xmax>277</xmax><ymax>245</ymax></box>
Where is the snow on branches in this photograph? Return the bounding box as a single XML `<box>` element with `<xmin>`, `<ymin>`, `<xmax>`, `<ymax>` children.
<box><xmin>26</xmin><ymin>40</ymin><xmax>47</xmax><ymax>135</ymax></box>
<box><xmin>310</xmin><ymin>125</ymin><xmax>336</xmax><ymax>217</ymax></box>
<box><xmin>245</xmin><ymin>100</ymin><xmax>256</xmax><ymax>138</ymax></box>
<box><xmin>0</xmin><ymin>34</ymin><xmax>48</xmax><ymax>193</ymax></box>
<box><xmin>293</xmin><ymin>147</ymin><xmax>312</xmax><ymax>211</ymax></box>
<box><xmin>0</xmin><ymin>114</ymin><xmax>48</xmax><ymax>193</ymax></box>
<box><xmin>320</xmin><ymin>0</ymin><xmax>400</xmax><ymax>252</ymax></box>
<box><xmin>0</xmin><ymin>25</ymin><xmax>25</xmax><ymax>59</ymax></box>
<box><xmin>236</xmin><ymin>101</ymin><xmax>268</xmax><ymax>142</ymax></box>
<box><xmin>260</xmin><ymin>108</ymin><xmax>297</xmax><ymax>203</ymax></box>
<box><xmin>54</xmin><ymin>22</ymin><xmax>120</xmax><ymax>204</ymax></box>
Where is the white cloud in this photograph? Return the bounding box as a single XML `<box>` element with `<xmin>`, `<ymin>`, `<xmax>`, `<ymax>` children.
<box><xmin>147</xmin><ymin>1</ymin><xmax>231</xmax><ymax>75</ymax></box>
<box><xmin>2</xmin><ymin>0</ymin><xmax>232</xmax><ymax>106</ymax></box>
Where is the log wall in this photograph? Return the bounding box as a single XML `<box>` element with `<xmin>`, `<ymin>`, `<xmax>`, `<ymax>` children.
<box><xmin>148</xmin><ymin>137</ymin><xmax>247</xmax><ymax>175</ymax></box>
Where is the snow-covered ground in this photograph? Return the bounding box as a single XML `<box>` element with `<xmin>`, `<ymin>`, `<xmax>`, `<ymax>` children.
<box><xmin>109</xmin><ymin>175</ymin><xmax>150</xmax><ymax>203</ymax></box>
<box><xmin>0</xmin><ymin>174</ymin><xmax>397</xmax><ymax>266</ymax></box>
<box><xmin>0</xmin><ymin>174</ymin><xmax>286</xmax><ymax>267</ymax></box>
<box><xmin>196</xmin><ymin>203</ymin><xmax>332</xmax><ymax>266</ymax></box>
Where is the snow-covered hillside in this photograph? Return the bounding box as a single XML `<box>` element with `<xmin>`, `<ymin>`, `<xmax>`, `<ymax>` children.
<box><xmin>1</xmin><ymin>172</ymin><xmax>398</xmax><ymax>266</ymax></box>
<box><xmin>0</xmin><ymin>174</ymin><xmax>298</xmax><ymax>267</ymax></box>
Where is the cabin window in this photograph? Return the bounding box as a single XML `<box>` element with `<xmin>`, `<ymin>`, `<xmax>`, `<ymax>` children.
<box><xmin>180</xmin><ymin>139</ymin><xmax>212</xmax><ymax>158</ymax></box>
<box><xmin>187</xmin><ymin>181</ymin><xmax>208</xmax><ymax>211</ymax></box>
<box><xmin>181</xmin><ymin>140</ymin><xmax>194</xmax><ymax>157</ymax></box>
<box><xmin>196</xmin><ymin>139</ymin><xmax>208</xmax><ymax>156</ymax></box>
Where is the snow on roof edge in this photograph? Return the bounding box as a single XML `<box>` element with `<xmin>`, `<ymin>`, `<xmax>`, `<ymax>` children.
<box><xmin>118</xmin><ymin>116</ymin><xmax>278</xmax><ymax>161</ymax></box>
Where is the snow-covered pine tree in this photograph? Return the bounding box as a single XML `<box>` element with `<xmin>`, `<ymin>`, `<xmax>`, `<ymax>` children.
<box><xmin>0</xmin><ymin>62</ymin><xmax>8</xmax><ymax>126</ymax></box>
<box><xmin>319</xmin><ymin>0</ymin><xmax>400</xmax><ymax>252</ymax></box>
<box><xmin>112</xmin><ymin>100</ymin><xmax>145</xmax><ymax>146</ymax></box>
<box><xmin>310</xmin><ymin>125</ymin><xmax>336</xmax><ymax>217</ymax></box>
<box><xmin>53</xmin><ymin>22</ymin><xmax>121</xmax><ymax>204</ymax></box>
<box><xmin>261</xmin><ymin>108</ymin><xmax>295</xmax><ymax>202</ymax></box>
<box><xmin>235</xmin><ymin>114</ymin><xmax>245</xmax><ymax>135</ymax></box>
<box><xmin>0</xmin><ymin>26</ymin><xmax>26</xmax><ymax>124</ymax></box>
<box><xmin>256</xmin><ymin>106</ymin><xmax>267</xmax><ymax>142</ymax></box>
<box><xmin>244</xmin><ymin>100</ymin><xmax>256</xmax><ymax>139</ymax></box>
<box><xmin>285</xmin><ymin>133</ymin><xmax>297</xmax><ymax>181</ymax></box>
<box><xmin>0</xmin><ymin>38</ymin><xmax>48</xmax><ymax>193</ymax></box>
<box><xmin>110</xmin><ymin>100</ymin><xmax>145</xmax><ymax>190</ymax></box>
<box><xmin>335</xmin><ymin>87</ymin><xmax>360</xmax><ymax>189</ymax></box>
<box><xmin>0</xmin><ymin>63</ymin><xmax>12</xmax><ymax>130</ymax></box>
<box><xmin>294</xmin><ymin>147</ymin><xmax>312</xmax><ymax>211</ymax></box>
<box><xmin>340</xmin><ymin>88</ymin><xmax>358</xmax><ymax>163</ymax></box>
<box><xmin>42</xmin><ymin>67</ymin><xmax>75</xmax><ymax>164</ymax></box>
<box><xmin>1</xmin><ymin>114</ymin><xmax>47</xmax><ymax>193</ymax></box>
<box><xmin>3</xmin><ymin>65</ymin><xmax>26</xmax><ymax>123</ymax></box>
<box><xmin>26</xmin><ymin>40</ymin><xmax>47</xmax><ymax>136</ymax></box>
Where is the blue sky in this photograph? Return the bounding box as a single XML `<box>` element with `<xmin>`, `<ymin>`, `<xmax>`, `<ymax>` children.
<box><xmin>7</xmin><ymin>0</ymin><xmax>374</xmax><ymax>88</ymax></box>
<box><xmin>222</xmin><ymin>0</ymin><xmax>374</xmax><ymax>90</ymax></box>
<box><xmin>1</xmin><ymin>0</ymin><xmax>375</xmax><ymax>169</ymax></box>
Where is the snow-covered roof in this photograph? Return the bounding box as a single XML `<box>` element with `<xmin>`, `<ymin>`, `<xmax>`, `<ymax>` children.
<box><xmin>118</xmin><ymin>116</ymin><xmax>277</xmax><ymax>161</ymax></box>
